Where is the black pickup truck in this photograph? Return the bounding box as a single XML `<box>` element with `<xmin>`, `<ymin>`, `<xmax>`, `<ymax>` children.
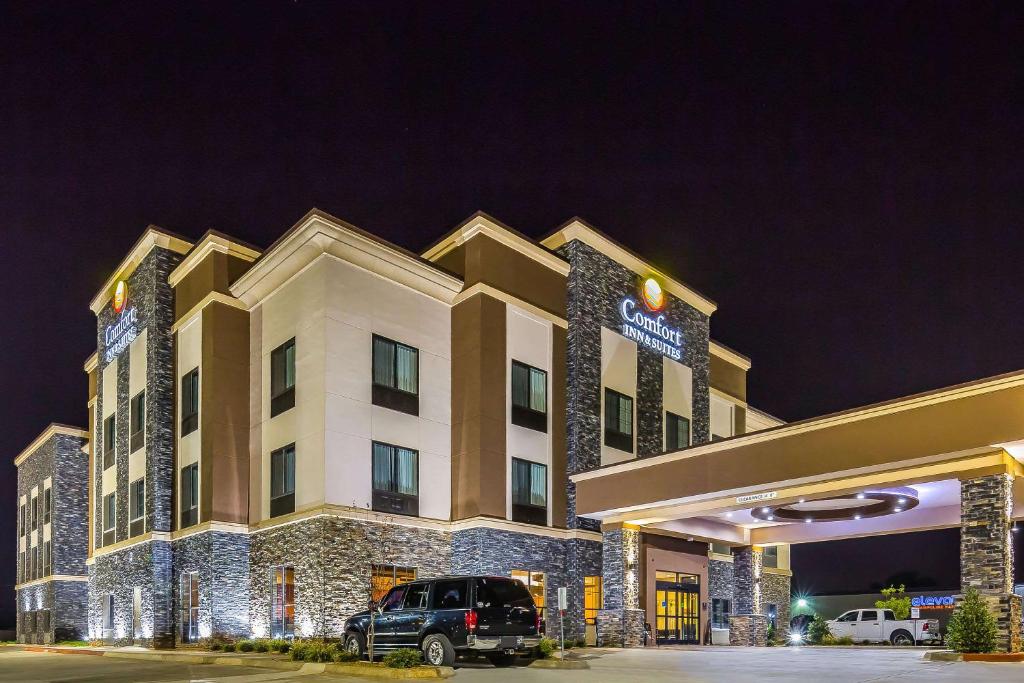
<box><xmin>342</xmin><ymin>575</ymin><xmax>543</xmax><ymax>667</ymax></box>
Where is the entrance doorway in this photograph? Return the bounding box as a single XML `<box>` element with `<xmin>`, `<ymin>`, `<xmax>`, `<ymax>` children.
<box><xmin>655</xmin><ymin>571</ymin><xmax>700</xmax><ymax>644</ymax></box>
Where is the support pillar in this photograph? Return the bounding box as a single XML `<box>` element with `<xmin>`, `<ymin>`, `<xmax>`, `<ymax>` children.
<box><xmin>596</xmin><ymin>526</ymin><xmax>645</xmax><ymax>647</ymax></box>
<box><xmin>960</xmin><ymin>473</ymin><xmax>1021</xmax><ymax>653</ymax></box>
<box><xmin>729</xmin><ymin>546</ymin><xmax>768</xmax><ymax>646</ymax></box>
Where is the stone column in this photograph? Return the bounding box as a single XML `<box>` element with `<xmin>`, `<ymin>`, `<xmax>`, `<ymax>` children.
<box><xmin>729</xmin><ymin>546</ymin><xmax>768</xmax><ymax>646</ymax></box>
<box><xmin>596</xmin><ymin>526</ymin><xmax>645</xmax><ymax>647</ymax></box>
<box><xmin>960</xmin><ymin>473</ymin><xmax>1021</xmax><ymax>653</ymax></box>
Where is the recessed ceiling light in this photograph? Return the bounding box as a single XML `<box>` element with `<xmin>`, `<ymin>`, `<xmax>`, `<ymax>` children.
<box><xmin>805</xmin><ymin>518</ymin><xmax>813</xmax><ymax>523</ymax></box>
<box><xmin>761</xmin><ymin>507</ymin><xmax>770</xmax><ymax>513</ymax></box>
<box><xmin>725</xmin><ymin>512</ymin><xmax>733</xmax><ymax>518</ymax></box>
<box><xmin>898</xmin><ymin>497</ymin><xmax>906</xmax><ymax>504</ymax></box>
<box><xmin>798</xmin><ymin>498</ymin><xmax>805</xmax><ymax>503</ymax></box>
<box><xmin>767</xmin><ymin>515</ymin><xmax>774</xmax><ymax>521</ymax></box>
<box><xmin>856</xmin><ymin>493</ymin><xmax>865</xmax><ymax>499</ymax></box>
<box><xmin>894</xmin><ymin>508</ymin><xmax>902</xmax><ymax>513</ymax></box>
<box><xmin>854</xmin><ymin>514</ymin><xmax>862</xmax><ymax>520</ymax></box>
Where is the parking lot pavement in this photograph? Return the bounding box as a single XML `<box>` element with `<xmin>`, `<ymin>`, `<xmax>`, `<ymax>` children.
<box><xmin>4</xmin><ymin>646</ymin><xmax>1024</xmax><ymax>683</ymax></box>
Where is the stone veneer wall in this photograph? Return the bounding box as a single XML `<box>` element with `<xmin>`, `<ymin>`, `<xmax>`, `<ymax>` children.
<box><xmin>171</xmin><ymin>531</ymin><xmax>251</xmax><ymax>641</ymax></box>
<box><xmin>960</xmin><ymin>473</ymin><xmax>1021</xmax><ymax>652</ymax></box>
<box><xmin>15</xmin><ymin>432</ymin><xmax>89</xmax><ymax>643</ymax></box>
<box><xmin>730</xmin><ymin>546</ymin><xmax>767</xmax><ymax>646</ymax></box>
<box><xmin>249</xmin><ymin>516</ymin><xmax>451</xmax><ymax>639</ymax></box>
<box><xmin>708</xmin><ymin>558</ymin><xmax>734</xmax><ymax>604</ymax></box>
<box><xmin>556</xmin><ymin>239</ymin><xmax>710</xmax><ymax>531</ymax></box>
<box><xmin>89</xmin><ymin>539</ymin><xmax>172</xmax><ymax>646</ymax></box>
<box><xmin>598</xmin><ymin>527</ymin><xmax>644</xmax><ymax>647</ymax></box>
<box><xmin>762</xmin><ymin>572</ymin><xmax>791</xmax><ymax>638</ymax></box>
<box><xmin>452</xmin><ymin>527</ymin><xmax>601</xmax><ymax>639</ymax></box>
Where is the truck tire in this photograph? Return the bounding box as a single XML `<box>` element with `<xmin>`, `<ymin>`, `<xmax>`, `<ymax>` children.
<box><xmin>344</xmin><ymin>631</ymin><xmax>366</xmax><ymax>658</ymax></box>
<box><xmin>422</xmin><ymin>634</ymin><xmax>456</xmax><ymax>667</ymax></box>
<box><xmin>890</xmin><ymin>630</ymin><xmax>914</xmax><ymax>646</ymax></box>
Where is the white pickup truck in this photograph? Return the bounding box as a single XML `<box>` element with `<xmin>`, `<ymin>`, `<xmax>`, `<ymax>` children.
<box><xmin>828</xmin><ymin>608</ymin><xmax>940</xmax><ymax>645</ymax></box>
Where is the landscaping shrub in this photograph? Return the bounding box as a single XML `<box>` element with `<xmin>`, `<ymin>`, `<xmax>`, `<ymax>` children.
<box><xmin>268</xmin><ymin>638</ymin><xmax>290</xmax><ymax>654</ymax></box>
<box><xmin>806</xmin><ymin>614</ymin><xmax>831</xmax><ymax>645</ymax></box>
<box><xmin>536</xmin><ymin>637</ymin><xmax>557</xmax><ymax>659</ymax></box>
<box><xmin>333</xmin><ymin>648</ymin><xmax>360</xmax><ymax>663</ymax></box>
<box><xmin>223</xmin><ymin>643</ymin><xmax>236</xmax><ymax>652</ymax></box>
<box><xmin>54</xmin><ymin>640</ymin><xmax>89</xmax><ymax>647</ymax></box>
<box><xmin>290</xmin><ymin>640</ymin><xmax>338</xmax><ymax>662</ymax></box>
<box><xmin>210</xmin><ymin>643</ymin><xmax>223</xmax><ymax>651</ymax></box>
<box><xmin>766</xmin><ymin>623</ymin><xmax>776</xmax><ymax>646</ymax></box>
<box><xmin>290</xmin><ymin>641</ymin><xmax>308</xmax><ymax>661</ymax></box>
<box><xmin>946</xmin><ymin>587</ymin><xmax>998</xmax><ymax>653</ymax></box>
<box><xmin>383</xmin><ymin>648</ymin><xmax>422</xmax><ymax>668</ymax></box>
<box><xmin>834</xmin><ymin>636</ymin><xmax>854</xmax><ymax>645</ymax></box>
<box><xmin>237</xmin><ymin>639</ymin><xmax>255</xmax><ymax>652</ymax></box>
<box><xmin>254</xmin><ymin>640</ymin><xmax>270</xmax><ymax>652</ymax></box>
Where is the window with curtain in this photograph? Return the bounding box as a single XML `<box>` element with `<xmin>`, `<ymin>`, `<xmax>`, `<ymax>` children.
<box><xmin>130</xmin><ymin>390</ymin><xmax>145</xmax><ymax>452</ymax></box>
<box><xmin>666</xmin><ymin>412</ymin><xmax>690</xmax><ymax>451</ymax></box>
<box><xmin>102</xmin><ymin>493</ymin><xmax>116</xmax><ymax>546</ymax></box>
<box><xmin>604</xmin><ymin>388</ymin><xmax>634</xmax><ymax>452</ymax></box>
<box><xmin>103</xmin><ymin>414</ymin><xmax>116</xmax><ymax>469</ymax></box>
<box><xmin>181</xmin><ymin>368</ymin><xmax>199</xmax><ymax>436</ymax></box>
<box><xmin>371</xmin><ymin>335</ymin><xmax>419</xmax><ymax>415</ymax></box>
<box><xmin>270</xmin><ymin>444</ymin><xmax>296</xmax><ymax>518</ymax></box>
<box><xmin>270</xmin><ymin>338</ymin><xmax>296</xmax><ymax>417</ymax></box>
<box><xmin>511</xmin><ymin>458</ymin><xmax>547</xmax><ymax>525</ymax></box>
<box><xmin>372</xmin><ymin>442</ymin><xmax>419</xmax><ymax>516</ymax></box>
<box><xmin>511</xmin><ymin>361</ymin><xmax>548</xmax><ymax>432</ymax></box>
<box><xmin>129</xmin><ymin>478</ymin><xmax>145</xmax><ymax>537</ymax></box>
<box><xmin>180</xmin><ymin>463</ymin><xmax>199</xmax><ymax>528</ymax></box>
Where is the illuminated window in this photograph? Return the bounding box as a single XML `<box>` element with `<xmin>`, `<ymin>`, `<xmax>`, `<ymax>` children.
<box><xmin>371</xmin><ymin>565</ymin><xmax>417</xmax><ymax>604</ymax></box>
<box><xmin>270</xmin><ymin>565</ymin><xmax>295</xmax><ymax>638</ymax></box>
<box><xmin>270</xmin><ymin>338</ymin><xmax>296</xmax><ymax>417</ymax></box>
<box><xmin>584</xmin><ymin>576</ymin><xmax>603</xmax><ymax>624</ymax></box>
<box><xmin>511</xmin><ymin>361</ymin><xmax>547</xmax><ymax>432</ymax></box>
<box><xmin>604</xmin><ymin>389</ymin><xmax>633</xmax><ymax>452</ymax></box>
<box><xmin>511</xmin><ymin>570</ymin><xmax>545</xmax><ymax>618</ymax></box>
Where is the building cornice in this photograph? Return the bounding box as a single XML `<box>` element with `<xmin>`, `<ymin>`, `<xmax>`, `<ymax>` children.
<box><xmin>83</xmin><ymin>352</ymin><xmax>98</xmax><ymax>374</ymax></box>
<box><xmin>710</xmin><ymin>340</ymin><xmax>751</xmax><ymax>370</ymax></box>
<box><xmin>230</xmin><ymin>210</ymin><xmax>464</xmax><ymax>309</ymax></box>
<box><xmin>171</xmin><ymin>291</ymin><xmax>248</xmax><ymax>333</ymax></box>
<box><xmin>15</xmin><ymin>575</ymin><xmax>89</xmax><ymax>590</ymax></box>
<box><xmin>422</xmin><ymin>212</ymin><xmax>570</xmax><ymax>276</ymax></box>
<box><xmin>89</xmin><ymin>226</ymin><xmax>192</xmax><ymax>314</ymax></box>
<box><xmin>15</xmin><ymin>424</ymin><xmax>89</xmax><ymax>467</ymax></box>
<box><xmin>168</xmin><ymin>231</ymin><xmax>261</xmax><ymax>288</ymax></box>
<box><xmin>453</xmin><ymin>283</ymin><xmax>568</xmax><ymax>329</ymax></box>
<box><xmin>540</xmin><ymin>218</ymin><xmax>717</xmax><ymax>316</ymax></box>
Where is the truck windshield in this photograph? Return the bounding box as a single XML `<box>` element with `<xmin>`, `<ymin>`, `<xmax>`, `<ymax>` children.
<box><xmin>475</xmin><ymin>578</ymin><xmax>534</xmax><ymax>609</ymax></box>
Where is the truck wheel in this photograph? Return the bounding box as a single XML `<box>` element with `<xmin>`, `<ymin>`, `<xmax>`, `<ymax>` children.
<box><xmin>890</xmin><ymin>630</ymin><xmax>914</xmax><ymax>646</ymax></box>
<box><xmin>344</xmin><ymin>631</ymin><xmax>366</xmax><ymax>658</ymax></box>
<box><xmin>422</xmin><ymin>634</ymin><xmax>455</xmax><ymax>667</ymax></box>
<box><xmin>487</xmin><ymin>652</ymin><xmax>518</xmax><ymax>667</ymax></box>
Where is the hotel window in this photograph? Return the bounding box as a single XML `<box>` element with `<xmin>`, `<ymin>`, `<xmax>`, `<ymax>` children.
<box><xmin>270</xmin><ymin>444</ymin><xmax>296</xmax><ymax>518</ymax></box>
<box><xmin>710</xmin><ymin>542</ymin><xmax>731</xmax><ymax>556</ymax></box>
<box><xmin>511</xmin><ymin>361</ymin><xmax>547</xmax><ymax>432</ymax></box>
<box><xmin>18</xmin><ymin>552</ymin><xmax>24</xmax><ymax>584</ymax></box>
<box><xmin>371</xmin><ymin>565</ymin><xmax>417</xmax><ymax>603</ymax></box>
<box><xmin>372</xmin><ymin>335</ymin><xmax>419</xmax><ymax>416</ymax></box>
<box><xmin>270</xmin><ymin>338</ymin><xmax>296</xmax><ymax>417</ymax></box>
<box><xmin>584</xmin><ymin>576</ymin><xmax>603</xmax><ymax>624</ymax></box>
<box><xmin>511</xmin><ymin>458</ymin><xmax>547</xmax><ymax>525</ymax></box>
<box><xmin>270</xmin><ymin>565</ymin><xmax>295</xmax><ymax>638</ymax></box>
<box><xmin>31</xmin><ymin>546</ymin><xmax>38</xmax><ymax>580</ymax></box>
<box><xmin>130</xmin><ymin>390</ymin><xmax>145</xmax><ymax>452</ymax></box>
<box><xmin>666</xmin><ymin>412</ymin><xmax>690</xmax><ymax>451</ymax></box>
<box><xmin>180</xmin><ymin>463</ymin><xmax>199</xmax><ymax>528</ymax></box>
<box><xmin>604</xmin><ymin>388</ymin><xmax>633</xmax><ymax>452</ymax></box>
<box><xmin>43</xmin><ymin>541</ymin><xmax>51</xmax><ymax>576</ymax></box>
<box><xmin>511</xmin><ymin>570</ymin><xmax>545</xmax><ymax>618</ymax></box>
<box><xmin>371</xmin><ymin>442</ymin><xmax>418</xmax><ymax>517</ymax></box>
<box><xmin>31</xmin><ymin>495</ymin><xmax>38</xmax><ymax>529</ymax></box>
<box><xmin>181</xmin><ymin>368</ymin><xmax>199</xmax><ymax>436</ymax></box>
<box><xmin>180</xmin><ymin>571</ymin><xmax>199</xmax><ymax>643</ymax></box>
<box><xmin>763</xmin><ymin>545</ymin><xmax>778</xmax><ymax>569</ymax></box>
<box><xmin>102</xmin><ymin>594</ymin><xmax>115</xmax><ymax>634</ymax></box>
<box><xmin>129</xmin><ymin>478</ymin><xmax>145</xmax><ymax>537</ymax></box>
<box><xmin>19</xmin><ymin>502</ymin><xmax>25</xmax><ymax>537</ymax></box>
<box><xmin>43</xmin><ymin>488</ymin><xmax>51</xmax><ymax>525</ymax></box>
<box><xmin>711</xmin><ymin>598</ymin><xmax>730</xmax><ymax>628</ymax></box>
<box><xmin>102</xmin><ymin>493</ymin><xmax>116</xmax><ymax>546</ymax></box>
<box><xmin>103</xmin><ymin>414</ymin><xmax>116</xmax><ymax>469</ymax></box>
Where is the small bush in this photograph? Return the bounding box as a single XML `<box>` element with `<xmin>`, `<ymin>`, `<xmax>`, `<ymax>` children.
<box><xmin>210</xmin><ymin>643</ymin><xmax>223</xmax><ymax>651</ymax></box>
<box><xmin>947</xmin><ymin>587</ymin><xmax>998</xmax><ymax>653</ymax></box>
<box><xmin>253</xmin><ymin>640</ymin><xmax>270</xmax><ymax>653</ymax></box>
<box><xmin>383</xmin><ymin>648</ymin><xmax>422</xmax><ymax>668</ymax></box>
<box><xmin>290</xmin><ymin>641</ymin><xmax>308</xmax><ymax>661</ymax></box>
<box><xmin>223</xmin><ymin>643</ymin><xmax>236</xmax><ymax>652</ymax></box>
<box><xmin>268</xmin><ymin>638</ymin><xmax>291</xmax><ymax>654</ymax></box>
<box><xmin>536</xmin><ymin>637</ymin><xmax>557</xmax><ymax>659</ymax></box>
<box><xmin>834</xmin><ymin>636</ymin><xmax>854</xmax><ymax>645</ymax></box>
<box><xmin>291</xmin><ymin>640</ymin><xmax>337</xmax><ymax>662</ymax></box>
<box><xmin>333</xmin><ymin>648</ymin><xmax>360</xmax><ymax>663</ymax></box>
<box><xmin>766</xmin><ymin>622</ymin><xmax>776</xmax><ymax>647</ymax></box>
<box><xmin>54</xmin><ymin>640</ymin><xmax>90</xmax><ymax>647</ymax></box>
<box><xmin>237</xmin><ymin>639</ymin><xmax>255</xmax><ymax>652</ymax></box>
<box><xmin>806</xmin><ymin>614</ymin><xmax>832</xmax><ymax>645</ymax></box>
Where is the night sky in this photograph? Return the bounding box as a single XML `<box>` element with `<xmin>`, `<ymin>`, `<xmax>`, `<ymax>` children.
<box><xmin>2</xmin><ymin>2</ymin><xmax>1023</xmax><ymax>626</ymax></box>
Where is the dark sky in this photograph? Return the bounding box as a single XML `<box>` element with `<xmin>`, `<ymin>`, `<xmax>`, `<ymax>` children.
<box><xmin>2</xmin><ymin>1</ymin><xmax>1023</xmax><ymax>625</ymax></box>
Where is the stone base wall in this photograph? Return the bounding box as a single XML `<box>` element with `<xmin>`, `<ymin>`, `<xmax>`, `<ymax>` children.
<box><xmin>596</xmin><ymin>608</ymin><xmax>645</xmax><ymax>647</ymax></box>
<box><xmin>729</xmin><ymin>614</ymin><xmax>769</xmax><ymax>646</ymax></box>
<box><xmin>171</xmin><ymin>530</ymin><xmax>250</xmax><ymax>642</ymax></box>
<box><xmin>16</xmin><ymin>581</ymin><xmax>87</xmax><ymax>644</ymax></box>
<box><xmin>249</xmin><ymin>516</ymin><xmax>451</xmax><ymax>640</ymax></box>
<box><xmin>89</xmin><ymin>539</ymin><xmax>174</xmax><ymax>647</ymax></box>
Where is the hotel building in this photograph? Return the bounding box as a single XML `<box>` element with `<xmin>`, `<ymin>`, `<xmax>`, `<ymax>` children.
<box><xmin>15</xmin><ymin>208</ymin><xmax>1022</xmax><ymax>651</ymax></box>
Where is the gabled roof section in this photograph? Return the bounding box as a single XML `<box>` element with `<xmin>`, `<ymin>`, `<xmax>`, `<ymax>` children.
<box><xmin>230</xmin><ymin>208</ymin><xmax>464</xmax><ymax>308</ymax></box>
<box><xmin>15</xmin><ymin>423</ymin><xmax>89</xmax><ymax>466</ymax></box>
<box><xmin>89</xmin><ymin>225</ymin><xmax>193</xmax><ymax>314</ymax></box>
<box><xmin>541</xmin><ymin>217</ymin><xmax>717</xmax><ymax>316</ymax></box>
<box><xmin>710</xmin><ymin>339</ymin><xmax>752</xmax><ymax>370</ymax></box>
<box><xmin>168</xmin><ymin>229</ymin><xmax>262</xmax><ymax>288</ymax></box>
<box><xmin>422</xmin><ymin>211</ymin><xmax>570</xmax><ymax>276</ymax></box>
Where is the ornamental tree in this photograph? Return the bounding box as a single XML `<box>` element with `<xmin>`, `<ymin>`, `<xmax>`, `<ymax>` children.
<box><xmin>946</xmin><ymin>587</ymin><xmax>998</xmax><ymax>653</ymax></box>
<box><xmin>875</xmin><ymin>584</ymin><xmax>911</xmax><ymax>620</ymax></box>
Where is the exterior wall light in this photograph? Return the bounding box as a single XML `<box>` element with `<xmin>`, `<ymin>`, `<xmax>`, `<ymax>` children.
<box><xmin>856</xmin><ymin>493</ymin><xmax>865</xmax><ymax>499</ymax></box>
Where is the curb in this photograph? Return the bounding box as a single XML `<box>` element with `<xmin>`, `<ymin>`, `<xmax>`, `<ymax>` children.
<box><xmin>923</xmin><ymin>650</ymin><xmax>1024</xmax><ymax>663</ymax></box>
<box><xmin>529</xmin><ymin>658</ymin><xmax>590</xmax><ymax>670</ymax></box>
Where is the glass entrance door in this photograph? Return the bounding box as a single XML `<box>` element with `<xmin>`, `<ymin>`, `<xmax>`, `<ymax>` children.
<box><xmin>655</xmin><ymin>571</ymin><xmax>700</xmax><ymax>644</ymax></box>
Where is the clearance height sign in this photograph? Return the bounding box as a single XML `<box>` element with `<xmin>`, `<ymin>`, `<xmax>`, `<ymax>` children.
<box><xmin>619</xmin><ymin>277</ymin><xmax>684</xmax><ymax>361</ymax></box>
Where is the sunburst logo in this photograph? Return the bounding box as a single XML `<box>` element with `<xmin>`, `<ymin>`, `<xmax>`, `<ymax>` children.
<box><xmin>113</xmin><ymin>281</ymin><xmax>128</xmax><ymax>314</ymax></box>
<box><xmin>641</xmin><ymin>277</ymin><xmax>664</xmax><ymax>311</ymax></box>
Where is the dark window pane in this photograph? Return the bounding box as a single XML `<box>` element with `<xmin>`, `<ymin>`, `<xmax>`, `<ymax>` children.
<box><xmin>511</xmin><ymin>361</ymin><xmax>548</xmax><ymax>432</ymax></box>
<box><xmin>604</xmin><ymin>389</ymin><xmax>634</xmax><ymax>452</ymax></box>
<box><xmin>271</xmin><ymin>338</ymin><xmax>296</xmax><ymax>417</ymax></box>
<box><xmin>432</xmin><ymin>579</ymin><xmax>467</xmax><ymax>609</ymax></box>
<box><xmin>371</xmin><ymin>442</ymin><xmax>418</xmax><ymax>516</ymax></box>
<box><xmin>181</xmin><ymin>369</ymin><xmax>199</xmax><ymax>436</ymax></box>
<box><xmin>270</xmin><ymin>445</ymin><xmax>295</xmax><ymax>518</ymax></box>
<box><xmin>372</xmin><ymin>336</ymin><xmax>419</xmax><ymax>415</ymax></box>
<box><xmin>666</xmin><ymin>412</ymin><xmax>690</xmax><ymax>451</ymax></box>
<box><xmin>475</xmin><ymin>578</ymin><xmax>534</xmax><ymax>609</ymax></box>
<box><xmin>511</xmin><ymin>458</ymin><xmax>547</xmax><ymax>525</ymax></box>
